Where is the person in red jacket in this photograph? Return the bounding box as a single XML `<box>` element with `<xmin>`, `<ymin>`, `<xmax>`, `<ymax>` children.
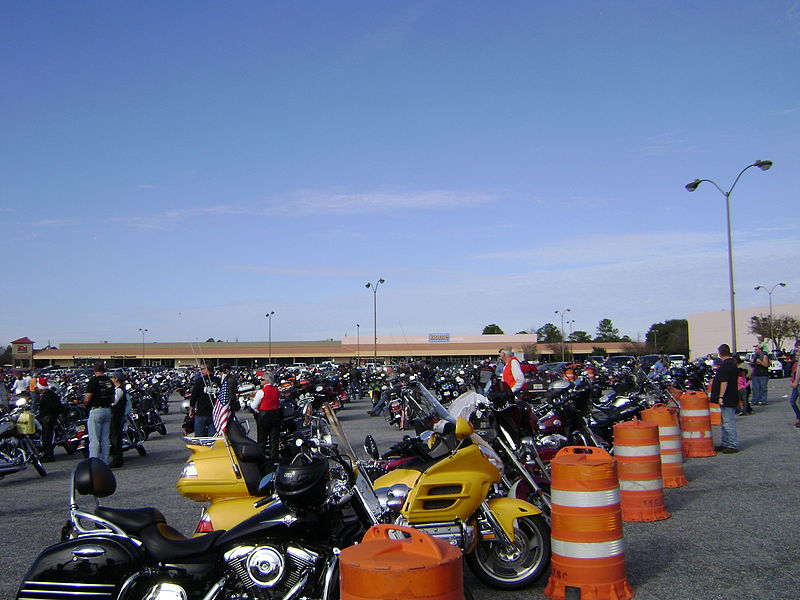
<box><xmin>499</xmin><ymin>347</ymin><xmax>525</xmax><ymax>395</ymax></box>
<box><xmin>249</xmin><ymin>372</ymin><xmax>281</xmax><ymax>459</ymax></box>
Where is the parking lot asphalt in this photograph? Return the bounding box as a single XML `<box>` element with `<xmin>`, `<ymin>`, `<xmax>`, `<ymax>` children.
<box><xmin>1</xmin><ymin>379</ymin><xmax>798</xmax><ymax>600</ymax></box>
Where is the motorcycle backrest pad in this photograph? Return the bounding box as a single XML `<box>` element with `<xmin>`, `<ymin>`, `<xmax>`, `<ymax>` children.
<box><xmin>74</xmin><ymin>458</ymin><xmax>117</xmax><ymax>497</ymax></box>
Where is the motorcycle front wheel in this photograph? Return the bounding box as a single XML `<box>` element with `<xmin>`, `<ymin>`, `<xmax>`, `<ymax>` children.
<box><xmin>24</xmin><ymin>438</ymin><xmax>47</xmax><ymax>477</ymax></box>
<box><xmin>465</xmin><ymin>514</ymin><xmax>550</xmax><ymax>590</ymax></box>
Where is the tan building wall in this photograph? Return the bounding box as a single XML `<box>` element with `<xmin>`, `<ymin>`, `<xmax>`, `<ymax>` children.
<box><xmin>688</xmin><ymin>301</ymin><xmax>800</xmax><ymax>359</ymax></box>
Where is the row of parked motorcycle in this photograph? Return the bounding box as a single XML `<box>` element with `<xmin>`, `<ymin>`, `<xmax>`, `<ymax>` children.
<box><xmin>0</xmin><ymin>369</ymin><xmax>175</xmax><ymax>480</ymax></box>
<box><xmin>14</xmin><ymin>357</ymin><xmax>715</xmax><ymax>600</ymax></box>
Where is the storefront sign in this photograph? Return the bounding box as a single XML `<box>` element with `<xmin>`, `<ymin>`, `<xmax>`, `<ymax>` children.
<box><xmin>428</xmin><ymin>333</ymin><xmax>450</xmax><ymax>343</ymax></box>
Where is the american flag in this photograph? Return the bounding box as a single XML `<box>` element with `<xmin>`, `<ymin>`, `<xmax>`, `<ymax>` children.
<box><xmin>213</xmin><ymin>378</ymin><xmax>231</xmax><ymax>435</ymax></box>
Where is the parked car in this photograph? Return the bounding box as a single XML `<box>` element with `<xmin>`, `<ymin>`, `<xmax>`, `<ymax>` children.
<box><xmin>639</xmin><ymin>354</ymin><xmax>663</xmax><ymax>372</ymax></box>
<box><xmin>669</xmin><ymin>354</ymin><xmax>687</xmax><ymax>368</ymax></box>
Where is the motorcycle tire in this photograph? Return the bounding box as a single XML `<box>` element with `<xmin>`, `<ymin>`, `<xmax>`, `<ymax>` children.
<box><xmin>465</xmin><ymin>514</ymin><xmax>550</xmax><ymax>590</ymax></box>
<box><xmin>32</xmin><ymin>458</ymin><xmax>47</xmax><ymax>477</ymax></box>
<box><xmin>136</xmin><ymin>444</ymin><xmax>147</xmax><ymax>456</ymax></box>
<box><xmin>62</xmin><ymin>441</ymin><xmax>78</xmax><ymax>455</ymax></box>
<box><xmin>157</xmin><ymin>423</ymin><xmax>167</xmax><ymax>436</ymax></box>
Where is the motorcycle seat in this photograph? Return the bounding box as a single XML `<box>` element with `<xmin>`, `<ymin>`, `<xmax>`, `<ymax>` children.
<box><xmin>139</xmin><ymin>523</ymin><xmax>225</xmax><ymax>562</ymax></box>
<box><xmin>94</xmin><ymin>506</ymin><xmax>167</xmax><ymax>534</ymax></box>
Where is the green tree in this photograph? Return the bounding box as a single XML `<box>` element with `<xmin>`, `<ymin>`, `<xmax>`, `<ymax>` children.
<box><xmin>591</xmin><ymin>346</ymin><xmax>608</xmax><ymax>358</ymax></box>
<box><xmin>645</xmin><ymin>319</ymin><xmax>689</xmax><ymax>355</ymax></box>
<box><xmin>594</xmin><ymin>318</ymin><xmax>621</xmax><ymax>342</ymax></box>
<box><xmin>748</xmin><ymin>314</ymin><xmax>800</xmax><ymax>352</ymax></box>
<box><xmin>482</xmin><ymin>324</ymin><xmax>504</xmax><ymax>335</ymax></box>
<box><xmin>568</xmin><ymin>330</ymin><xmax>592</xmax><ymax>343</ymax></box>
<box><xmin>536</xmin><ymin>323</ymin><xmax>563</xmax><ymax>343</ymax></box>
<box><xmin>0</xmin><ymin>344</ymin><xmax>11</xmax><ymax>365</ymax></box>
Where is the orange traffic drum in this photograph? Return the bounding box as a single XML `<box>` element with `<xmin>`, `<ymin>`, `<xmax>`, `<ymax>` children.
<box><xmin>340</xmin><ymin>524</ymin><xmax>464</xmax><ymax>600</ymax></box>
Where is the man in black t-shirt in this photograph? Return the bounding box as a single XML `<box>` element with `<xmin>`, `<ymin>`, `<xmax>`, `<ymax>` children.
<box><xmin>84</xmin><ymin>361</ymin><xmax>114</xmax><ymax>464</ymax></box>
<box><xmin>710</xmin><ymin>344</ymin><xmax>740</xmax><ymax>453</ymax></box>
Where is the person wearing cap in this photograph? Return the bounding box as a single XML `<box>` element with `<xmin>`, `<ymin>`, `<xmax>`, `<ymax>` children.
<box><xmin>249</xmin><ymin>372</ymin><xmax>281</xmax><ymax>458</ymax></box>
<box><xmin>37</xmin><ymin>377</ymin><xmax>61</xmax><ymax>462</ymax></box>
<box><xmin>109</xmin><ymin>372</ymin><xmax>128</xmax><ymax>468</ymax></box>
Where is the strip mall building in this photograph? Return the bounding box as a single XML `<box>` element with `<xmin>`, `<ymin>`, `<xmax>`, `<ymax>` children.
<box><xmin>21</xmin><ymin>334</ymin><xmax>644</xmax><ymax>369</ymax></box>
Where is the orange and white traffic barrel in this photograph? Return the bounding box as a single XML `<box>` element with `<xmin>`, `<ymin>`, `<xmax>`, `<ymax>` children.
<box><xmin>708</xmin><ymin>399</ymin><xmax>722</xmax><ymax>426</ymax></box>
<box><xmin>340</xmin><ymin>524</ymin><xmax>463</xmax><ymax>600</ymax></box>
<box><xmin>678</xmin><ymin>391</ymin><xmax>716</xmax><ymax>458</ymax></box>
<box><xmin>544</xmin><ymin>446</ymin><xmax>635</xmax><ymax>600</ymax></box>
<box><xmin>613</xmin><ymin>419</ymin><xmax>671</xmax><ymax>522</ymax></box>
<box><xmin>641</xmin><ymin>404</ymin><xmax>688</xmax><ymax>488</ymax></box>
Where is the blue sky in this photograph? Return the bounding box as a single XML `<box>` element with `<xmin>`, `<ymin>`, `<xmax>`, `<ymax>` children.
<box><xmin>1</xmin><ymin>1</ymin><xmax>798</xmax><ymax>347</ymax></box>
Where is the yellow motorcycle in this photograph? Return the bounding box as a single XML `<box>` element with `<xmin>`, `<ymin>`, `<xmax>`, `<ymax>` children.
<box><xmin>176</xmin><ymin>405</ymin><xmax>330</xmax><ymax>534</ymax></box>
<box><xmin>371</xmin><ymin>416</ymin><xmax>550</xmax><ymax>590</ymax></box>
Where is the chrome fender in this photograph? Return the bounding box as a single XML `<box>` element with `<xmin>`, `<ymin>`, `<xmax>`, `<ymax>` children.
<box><xmin>486</xmin><ymin>497</ymin><xmax>542</xmax><ymax>543</ymax></box>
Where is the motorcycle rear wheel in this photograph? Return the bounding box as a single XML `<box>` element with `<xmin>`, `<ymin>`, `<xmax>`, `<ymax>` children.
<box><xmin>136</xmin><ymin>443</ymin><xmax>147</xmax><ymax>456</ymax></box>
<box><xmin>465</xmin><ymin>514</ymin><xmax>550</xmax><ymax>590</ymax></box>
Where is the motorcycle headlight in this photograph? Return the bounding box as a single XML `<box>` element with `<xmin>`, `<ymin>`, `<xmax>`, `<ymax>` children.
<box><xmin>180</xmin><ymin>462</ymin><xmax>198</xmax><ymax>478</ymax></box>
<box><xmin>315</xmin><ymin>385</ymin><xmax>324</xmax><ymax>393</ymax></box>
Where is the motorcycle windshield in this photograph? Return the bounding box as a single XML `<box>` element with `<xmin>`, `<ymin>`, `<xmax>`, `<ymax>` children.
<box><xmin>408</xmin><ymin>382</ymin><xmax>455</xmax><ymax>425</ymax></box>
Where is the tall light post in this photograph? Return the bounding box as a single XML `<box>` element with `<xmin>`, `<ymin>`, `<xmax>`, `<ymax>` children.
<box><xmin>356</xmin><ymin>323</ymin><xmax>361</xmax><ymax>363</ymax></box>
<box><xmin>754</xmin><ymin>283</ymin><xmax>786</xmax><ymax>351</ymax></box>
<box><xmin>685</xmin><ymin>159</ymin><xmax>773</xmax><ymax>353</ymax></box>
<box><xmin>138</xmin><ymin>328</ymin><xmax>148</xmax><ymax>367</ymax></box>
<box><xmin>265</xmin><ymin>311</ymin><xmax>275</xmax><ymax>366</ymax></box>
<box><xmin>365</xmin><ymin>278</ymin><xmax>385</xmax><ymax>361</ymax></box>
<box><xmin>554</xmin><ymin>308</ymin><xmax>571</xmax><ymax>362</ymax></box>
<box><xmin>567</xmin><ymin>319</ymin><xmax>575</xmax><ymax>361</ymax></box>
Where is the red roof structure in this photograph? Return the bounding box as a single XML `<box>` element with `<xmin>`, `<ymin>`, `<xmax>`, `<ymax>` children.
<box><xmin>11</xmin><ymin>337</ymin><xmax>34</xmax><ymax>345</ymax></box>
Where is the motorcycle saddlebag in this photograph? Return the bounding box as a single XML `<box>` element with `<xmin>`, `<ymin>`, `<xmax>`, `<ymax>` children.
<box><xmin>16</xmin><ymin>535</ymin><xmax>143</xmax><ymax>600</ymax></box>
<box><xmin>16</xmin><ymin>412</ymin><xmax>36</xmax><ymax>435</ymax></box>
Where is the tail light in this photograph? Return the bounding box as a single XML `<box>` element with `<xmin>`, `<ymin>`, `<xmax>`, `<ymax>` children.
<box><xmin>195</xmin><ymin>512</ymin><xmax>214</xmax><ymax>534</ymax></box>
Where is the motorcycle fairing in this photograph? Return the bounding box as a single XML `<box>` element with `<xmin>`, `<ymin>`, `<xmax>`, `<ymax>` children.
<box><xmin>486</xmin><ymin>497</ymin><xmax>542</xmax><ymax>543</ymax></box>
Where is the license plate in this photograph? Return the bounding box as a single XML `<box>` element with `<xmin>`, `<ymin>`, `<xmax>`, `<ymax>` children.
<box><xmin>532</xmin><ymin>384</ymin><xmax>543</xmax><ymax>390</ymax></box>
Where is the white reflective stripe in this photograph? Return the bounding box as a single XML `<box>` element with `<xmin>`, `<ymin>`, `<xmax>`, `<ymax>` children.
<box><xmin>619</xmin><ymin>478</ymin><xmax>663</xmax><ymax>491</ymax></box>
<box><xmin>660</xmin><ymin>439</ymin><xmax>682</xmax><ymax>451</ymax></box>
<box><xmin>659</xmin><ymin>426</ymin><xmax>680</xmax><ymax>436</ymax></box>
<box><xmin>709</xmin><ymin>404</ymin><xmax>721</xmax><ymax>410</ymax></box>
<box><xmin>681</xmin><ymin>409</ymin><xmax>709</xmax><ymax>417</ymax></box>
<box><xmin>614</xmin><ymin>444</ymin><xmax>661</xmax><ymax>457</ymax></box>
<box><xmin>552</xmin><ymin>488</ymin><xmax>620</xmax><ymax>507</ymax></box>
<box><xmin>552</xmin><ymin>538</ymin><xmax>624</xmax><ymax>559</ymax></box>
<box><xmin>660</xmin><ymin>454</ymin><xmax>683</xmax><ymax>464</ymax></box>
<box><xmin>682</xmin><ymin>431</ymin><xmax>711</xmax><ymax>439</ymax></box>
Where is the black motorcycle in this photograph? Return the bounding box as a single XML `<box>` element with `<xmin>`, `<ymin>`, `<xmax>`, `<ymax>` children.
<box><xmin>18</xmin><ymin>441</ymin><xmax>372</xmax><ymax>600</ymax></box>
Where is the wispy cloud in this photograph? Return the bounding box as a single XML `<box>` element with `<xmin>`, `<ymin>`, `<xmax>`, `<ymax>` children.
<box><xmin>264</xmin><ymin>189</ymin><xmax>492</xmax><ymax>217</ymax></box>
<box><xmin>641</xmin><ymin>131</ymin><xmax>702</xmax><ymax>157</ymax></box>
<box><xmin>221</xmin><ymin>264</ymin><xmax>365</xmax><ymax>277</ymax></box>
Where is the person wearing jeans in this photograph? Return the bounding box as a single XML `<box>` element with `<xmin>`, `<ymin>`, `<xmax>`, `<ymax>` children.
<box><xmin>750</xmin><ymin>349</ymin><xmax>770</xmax><ymax>405</ymax></box>
<box><xmin>789</xmin><ymin>341</ymin><xmax>800</xmax><ymax>428</ymax></box>
<box><xmin>84</xmin><ymin>362</ymin><xmax>115</xmax><ymax>464</ymax></box>
<box><xmin>710</xmin><ymin>344</ymin><xmax>740</xmax><ymax>453</ymax></box>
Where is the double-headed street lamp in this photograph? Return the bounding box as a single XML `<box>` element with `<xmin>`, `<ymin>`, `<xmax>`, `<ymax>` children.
<box><xmin>754</xmin><ymin>283</ymin><xmax>787</xmax><ymax>351</ymax></box>
<box><xmin>356</xmin><ymin>323</ymin><xmax>361</xmax><ymax>363</ymax></box>
<box><xmin>685</xmin><ymin>159</ymin><xmax>773</xmax><ymax>353</ymax></box>
<box><xmin>265</xmin><ymin>311</ymin><xmax>275</xmax><ymax>366</ymax></box>
<box><xmin>365</xmin><ymin>278</ymin><xmax>385</xmax><ymax>361</ymax></box>
<box><xmin>554</xmin><ymin>308</ymin><xmax>571</xmax><ymax>362</ymax></box>
<box><xmin>138</xmin><ymin>328</ymin><xmax>148</xmax><ymax>367</ymax></box>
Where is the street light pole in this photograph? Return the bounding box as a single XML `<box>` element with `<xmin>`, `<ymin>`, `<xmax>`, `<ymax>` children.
<box><xmin>754</xmin><ymin>283</ymin><xmax>787</xmax><ymax>351</ymax></box>
<box><xmin>554</xmin><ymin>308</ymin><xmax>571</xmax><ymax>362</ymax></box>
<box><xmin>356</xmin><ymin>323</ymin><xmax>360</xmax><ymax>363</ymax></box>
<box><xmin>365</xmin><ymin>278</ymin><xmax>385</xmax><ymax>361</ymax></box>
<box><xmin>266</xmin><ymin>311</ymin><xmax>275</xmax><ymax>366</ymax></box>
<box><xmin>685</xmin><ymin>159</ymin><xmax>773</xmax><ymax>353</ymax></box>
<box><xmin>567</xmin><ymin>319</ymin><xmax>575</xmax><ymax>361</ymax></box>
<box><xmin>138</xmin><ymin>328</ymin><xmax>148</xmax><ymax>368</ymax></box>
